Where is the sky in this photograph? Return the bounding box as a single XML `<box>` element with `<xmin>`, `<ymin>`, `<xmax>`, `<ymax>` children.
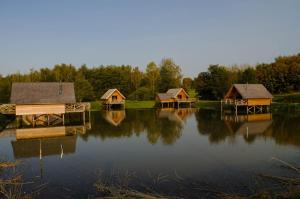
<box><xmin>0</xmin><ymin>0</ymin><xmax>300</xmax><ymax>77</ymax></box>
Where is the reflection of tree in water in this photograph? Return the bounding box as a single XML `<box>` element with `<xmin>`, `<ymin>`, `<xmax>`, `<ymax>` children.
<box><xmin>196</xmin><ymin>108</ymin><xmax>300</xmax><ymax>147</ymax></box>
<box><xmin>267</xmin><ymin>110</ymin><xmax>300</xmax><ymax>147</ymax></box>
<box><xmin>195</xmin><ymin>110</ymin><xmax>238</xmax><ymax>143</ymax></box>
<box><xmin>80</xmin><ymin>109</ymin><xmax>184</xmax><ymax>145</ymax></box>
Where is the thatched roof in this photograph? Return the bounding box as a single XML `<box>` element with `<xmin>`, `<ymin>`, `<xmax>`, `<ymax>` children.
<box><xmin>226</xmin><ymin>84</ymin><xmax>273</xmax><ymax>99</ymax></box>
<box><xmin>100</xmin><ymin>89</ymin><xmax>125</xmax><ymax>100</ymax></box>
<box><xmin>10</xmin><ymin>82</ymin><xmax>76</xmax><ymax>104</ymax></box>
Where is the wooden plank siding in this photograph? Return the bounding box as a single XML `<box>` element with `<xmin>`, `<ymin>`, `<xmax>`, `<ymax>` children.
<box><xmin>247</xmin><ymin>99</ymin><xmax>272</xmax><ymax>106</ymax></box>
<box><xmin>16</xmin><ymin>104</ymin><xmax>65</xmax><ymax>115</ymax></box>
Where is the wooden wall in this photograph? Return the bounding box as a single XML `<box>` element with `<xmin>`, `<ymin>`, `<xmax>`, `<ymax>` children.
<box><xmin>176</xmin><ymin>89</ymin><xmax>189</xmax><ymax>100</ymax></box>
<box><xmin>16</xmin><ymin>104</ymin><xmax>65</xmax><ymax>115</ymax></box>
<box><xmin>105</xmin><ymin>90</ymin><xmax>125</xmax><ymax>104</ymax></box>
<box><xmin>247</xmin><ymin>98</ymin><xmax>272</xmax><ymax>106</ymax></box>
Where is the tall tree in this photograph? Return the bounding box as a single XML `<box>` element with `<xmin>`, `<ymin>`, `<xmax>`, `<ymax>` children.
<box><xmin>145</xmin><ymin>61</ymin><xmax>160</xmax><ymax>95</ymax></box>
<box><xmin>158</xmin><ymin>58</ymin><xmax>182</xmax><ymax>92</ymax></box>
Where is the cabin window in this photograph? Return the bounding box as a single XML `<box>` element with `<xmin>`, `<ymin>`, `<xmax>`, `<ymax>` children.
<box><xmin>112</xmin><ymin>96</ymin><xmax>117</xmax><ymax>101</ymax></box>
<box><xmin>178</xmin><ymin>95</ymin><xmax>182</xmax><ymax>99</ymax></box>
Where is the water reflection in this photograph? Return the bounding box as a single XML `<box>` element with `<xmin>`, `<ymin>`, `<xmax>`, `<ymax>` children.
<box><xmin>9</xmin><ymin>125</ymin><xmax>90</xmax><ymax>159</ymax></box>
<box><xmin>196</xmin><ymin>109</ymin><xmax>300</xmax><ymax>147</ymax></box>
<box><xmin>81</xmin><ymin>109</ymin><xmax>195</xmax><ymax>145</ymax></box>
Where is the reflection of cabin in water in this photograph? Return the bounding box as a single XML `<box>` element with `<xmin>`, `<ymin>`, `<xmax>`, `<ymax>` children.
<box><xmin>101</xmin><ymin>89</ymin><xmax>126</xmax><ymax>109</ymax></box>
<box><xmin>10</xmin><ymin>125</ymin><xmax>90</xmax><ymax>159</ymax></box>
<box><xmin>158</xmin><ymin>108</ymin><xmax>195</xmax><ymax>123</ymax></box>
<box><xmin>0</xmin><ymin>82</ymin><xmax>90</xmax><ymax>127</ymax></box>
<box><xmin>103</xmin><ymin>110</ymin><xmax>126</xmax><ymax>126</ymax></box>
<box><xmin>222</xmin><ymin>84</ymin><xmax>273</xmax><ymax>114</ymax></box>
<box><xmin>222</xmin><ymin>113</ymin><xmax>272</xmax><ymax>137</ymax></box>
<box><xmin>156</xmin><ymin>88</ymin><xmax>195</xmax><ymax>108</ymax></box>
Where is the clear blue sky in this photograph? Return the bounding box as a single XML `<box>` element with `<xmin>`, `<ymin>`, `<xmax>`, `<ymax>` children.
<box><xmin>1</xmin><ymin>0</ymin><xmax>300</xmax><ymax>77</ymax></box>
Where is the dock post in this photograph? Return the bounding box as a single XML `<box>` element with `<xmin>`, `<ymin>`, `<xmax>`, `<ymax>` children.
<box><xmin>62</xmin><ymin>114</ymin><xmax>65</xmax><ymax>125</ymax></box>
<box><xmin>83</xmin><ymin>111</ymin><xmax>86</xmax><ymax>125</ymax></box>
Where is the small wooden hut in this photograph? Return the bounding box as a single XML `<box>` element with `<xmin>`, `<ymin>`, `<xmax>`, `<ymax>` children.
<box><xmin>100</xmin><ymin>89</ymin><xmax>126</xmax><ymax>109</ymax></box>
<box><xmin>2</xmin><ymin>82</ymin><xmax>90</xmax><ymax>126</ymax></box>
<box><xmin>156</xmin><ymin>88</ymin><xmax>194</xmax><ymax>108</ymax></box>
<box><xmin>222</xmin><ymin>84</ymin><xmax>273</xmax><ymax>114</ymax></box>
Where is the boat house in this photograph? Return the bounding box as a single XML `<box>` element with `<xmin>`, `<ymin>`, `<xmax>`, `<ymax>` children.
<box><xmin>0</xmin><ymin>82</ymin><xmax>90</xmax><ymax>126</ymax></box>
<box><xmin>222</xmin><ymin>84</ymin><xmax>273</xmax><ymax>114</ymax></box>
<box><xmin>100</xmin><ymin>89</ymin><xmax>126</xmax><ymax>109</ymax></box>
<box><xmin>156</xmin><ymin>88</ymin><xmax>194</xmax><ymax>108</ymax></box>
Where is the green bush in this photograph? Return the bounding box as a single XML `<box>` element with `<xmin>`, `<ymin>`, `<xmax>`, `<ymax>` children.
<box><xmin>128</xmin><ymin>87</ymin><xmax>153</xmax><ymax>101</ymax></box>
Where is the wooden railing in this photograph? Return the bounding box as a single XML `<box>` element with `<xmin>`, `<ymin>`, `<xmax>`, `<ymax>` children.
<box><xmin>65</xmin><ymin>103</ymin><xmax>90</xmax><ymax>113</ymax></box>
<box><xmin>0</xmin><ymin>104</ymin><xmax>16</xmax><ymax>114</ymax></box>
<box><xmin>222</xmin><ymin>99</ymin><xmax>248</xmax><ymax>106</ymax></box>
<box><xmin>176</xmin><ymin>98</ymin><xmax>197</xmax><ymax>102</ymax></box>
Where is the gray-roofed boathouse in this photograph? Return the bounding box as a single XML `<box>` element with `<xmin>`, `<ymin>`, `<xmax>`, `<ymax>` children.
<box><xmin>0</xmin><ymin>82</ymin><xmax>90</xmax><ymax>127</ymax></box>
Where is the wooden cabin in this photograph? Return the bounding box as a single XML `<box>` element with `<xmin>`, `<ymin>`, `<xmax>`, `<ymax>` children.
<box><xmin>222</xmin><ymin>84</ymin><xmax>273</xmax><ymax>114</ymax></box>
<box><xmin>3</xmin><ymin>82</ymin><xmax>90</xmax><ymax>126</ymax></box>
<box><xmin>156</xmin><ymin>88</ymin><xmax>194</xmax><ymax>108</ymax></box>
<box><xmin>100</xmin><ymin>89</ymin><xmax>126</xmax><ymax>109</ymax></box>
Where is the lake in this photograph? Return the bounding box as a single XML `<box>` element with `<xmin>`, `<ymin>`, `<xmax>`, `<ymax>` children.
<box><xmin>0</xmin><ymin>108</ymin><xmax>300</xmax><ymax>198</ymax></box>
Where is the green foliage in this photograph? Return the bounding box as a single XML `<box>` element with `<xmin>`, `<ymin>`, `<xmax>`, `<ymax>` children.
<box><xmin>74</xmin><ymin>77</ymin><xmax>94</xmax><ymax>102</ymax></box>
<box><xmin>128</xmin><ymin>87</ymin><xmax>153</xmax><ymax>100</ymax></box>
<box><xmin>195</xmin><ymin>65</ymin><xmax>231</xmax><ymax>100</ymax></box>
<box><xmin>90</xmin><ymin>101</ymin><xmax>102</xmax><ymax>111</ymax></box>
<box><xmin>145</xmin><ymin>61</ymin><xmax>160</xmax><ymax>95</ymax></box>
<box><xmin>125</xmin><ymin>100</ymin><xmax>155</xmax><ymax>109</ymax></box>
<box><xmin>158</xmin><ymin>58</ymin><xmax>182</xmax><ymax>92</ymax></box>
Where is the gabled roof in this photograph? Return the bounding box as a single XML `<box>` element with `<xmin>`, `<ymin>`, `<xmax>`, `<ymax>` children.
<box><xmin>226</xmin><ymin>84</ymin><xmax>273</xmax><ymax>99</ymax></box>
<box><xmin>100</xmin><ymin>89</ymin><xmax>126</xmax><ymax>100</ymax></box>
<box><xmin>10</xmin><ymin>82</ymin><xmax>76</xmax><ymax>104</ymax></box>
<box><xmin>166</xmin><ymin>88</ymin><xmax>189</xmax><ymax>98</ymax></box>
<box><xmin>157</xmin><ymin>93</ymin><xmax>173</xmax><ymax>101</ymax></box>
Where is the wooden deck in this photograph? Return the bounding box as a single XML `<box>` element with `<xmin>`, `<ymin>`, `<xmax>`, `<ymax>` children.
<box><xmin>0</xmin><ymin>103</ymin><xmax>90</xmax><ymax>115</ymax></box>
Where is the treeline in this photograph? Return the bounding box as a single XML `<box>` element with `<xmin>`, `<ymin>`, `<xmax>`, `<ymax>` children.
<box><xmin>195</xmin><ymin>53</ymin><xmax>300</xmax><ymax>99</ymax></box>
<box><xmin>0</xmin><ymin>53</ymin><xmax>299</xmax><ymax>102</ymax></box>
<box><xmin>0</xmin><ymin>58</ymin><xmax>182</xmax><ymax>102</ymax></box>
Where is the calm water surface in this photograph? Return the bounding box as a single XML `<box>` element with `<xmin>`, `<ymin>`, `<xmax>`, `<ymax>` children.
<box><xmin>0</xmin><ymin>109</ymin><xmax>300</xmax><ymax>198</ymax></box>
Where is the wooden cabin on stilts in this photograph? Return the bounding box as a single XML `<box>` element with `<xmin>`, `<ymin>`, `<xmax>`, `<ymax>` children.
<box><xmin>221</xmin><ymin>84</ymin><xmax>273</xmax><ymax>115</ymax></box>
<box><xmin>156</xmin><ymin>88</ymin><xmax>195</xmax><ymax>108</ymax></box>
<box><xmin>0</xmin><ymin>82</ymin><xmax>90</xmax><ymax>127</ymax></box>
<box><xmin>100</xmin><ymin>89</ymin><xmax>126</xmax><ymax>110</ymax></box>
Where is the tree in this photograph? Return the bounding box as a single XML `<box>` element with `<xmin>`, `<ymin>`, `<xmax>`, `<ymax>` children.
<box><xmin>145</xmin><ymin>61</ymin><xmax>160</xmax><ymax>96</ymax></box>
<box><xmin>158</xmin><ymin>58</ymin><xmax>182</xmax><ymax>92</ymax></box>
<box><xmin>74</xmin><ymin>77</ymin><xmax>94</xmax><ymax>102</ymax></box>
<box><xmin>131</xmin><ymin>67</ymin><xmax>143</xmax><ymax>91</ymax></box>
<box><xmin>182</xmin><ymin>77</ymin><xmax>193</xmax><ymax>91</ymax></box>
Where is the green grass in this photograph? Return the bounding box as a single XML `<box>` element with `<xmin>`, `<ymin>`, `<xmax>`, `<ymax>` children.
<box><xmin>90</xmin><ymin>101</ymin><xmax>102</xmax><ymax>111</ymax></box>
<box><xmin>194</xmin><ymin>100</ymin><xmax>220</xmax><ymax>110</ymax></box>
<box><xmin>90</xmin><ymin>100</ymin><xmax>156</xmax><ymax>110</ymax></box>
<box><xmin>125</xmin><ymin>100</ymin><xmax>156</xmax><ymax>109</ymax></box>
<box><xmin>273</xmin><ymin>92</ymin><xmax>300</xmax><ymax>103</ymax></box>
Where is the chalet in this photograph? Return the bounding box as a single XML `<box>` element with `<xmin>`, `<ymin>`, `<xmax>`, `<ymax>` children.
<box><xmin>222</xmin><ymin>84</ymin><xmax>273</xmax><ymax>114</ymax></box>
<box><xmin>1</xmin><ymin>82</ymin><xmax>90</xmax><ymax>126</ymax></box>
<box><xmin>100</xmin><ymin>89</ymin><xmax>126</xmax><ymax>109</ymax></box>
<box><xmin>156</xmin><ymin>88</ymin><xmax>194</xmax><ymax>108</ymax></box>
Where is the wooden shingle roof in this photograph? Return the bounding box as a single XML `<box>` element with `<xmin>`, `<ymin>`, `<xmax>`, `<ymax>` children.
<box><xmin>100</xmin><ymin>89</ymin><xmax>125</xmax><ymax>100</ymax></box>
<box><xmin>166</xmin><ymin>88</ymin><xmax>189</xmax><ymax>98</ymax></box>
<box><xmin>228</xmin><ymin>84</ymin><xmax>273</xmax><ymax>99</ymax></box>
<box><xmin>10</xmin><ymin>82</ymin><xmax>76</xmax><ymax>104</ymax></box>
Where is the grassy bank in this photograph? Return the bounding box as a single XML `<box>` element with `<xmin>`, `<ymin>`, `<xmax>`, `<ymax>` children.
<box><xmin>273</xmin><ymin>92</ymin><xmax>300</xmax><ymax>103</ymax></box>
<box><xmin>90</xmin><ymin>100</ymin><xmax>156</xmax><ymax>110</ymax></box>
<box><xmin>194</xmin><ymin>100</ymin><xmax>220</xmax><ymax>110</ymax></box>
